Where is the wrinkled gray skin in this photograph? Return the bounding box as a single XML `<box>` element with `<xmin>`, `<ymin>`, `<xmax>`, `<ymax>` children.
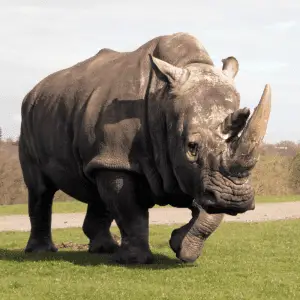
<box><xmin>19</xmin><ymin>32</ymin><xmax>271</xmax><ymax>264</ymax></box>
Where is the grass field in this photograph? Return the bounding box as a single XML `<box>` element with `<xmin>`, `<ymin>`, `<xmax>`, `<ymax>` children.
<box><xmin>0</xmin><ymin>195</ymin><xmax>300</xmax><ymax>216</ymax></box>
<box><xmin>0</xmin><ymin>220</ymin><xmax>299</xmax><ymax>299</ymax></box>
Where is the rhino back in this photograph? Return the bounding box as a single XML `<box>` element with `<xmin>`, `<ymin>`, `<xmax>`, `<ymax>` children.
<box><xmin>20</xmin><ymin>37</ymin><xmax>162</xmax><ymax>197</ymax></box>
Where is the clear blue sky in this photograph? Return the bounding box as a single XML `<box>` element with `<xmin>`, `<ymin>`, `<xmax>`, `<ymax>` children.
<box><xmin>0</xmin><ymin>0</ymin><xmax>299</xmax><ymax>143</ymax></box>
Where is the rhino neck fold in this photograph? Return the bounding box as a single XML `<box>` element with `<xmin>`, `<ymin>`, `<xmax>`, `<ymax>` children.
<box><xmin>143</xmin><ymin>74</ymin><xmax>183</xmax><ymax>196</ymax></box>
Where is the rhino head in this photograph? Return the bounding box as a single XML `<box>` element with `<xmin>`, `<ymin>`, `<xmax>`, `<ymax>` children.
<box><xmin>150</xmin><ymin>55</ymin><xmax>271</xmax><ymax>216</ymax></box>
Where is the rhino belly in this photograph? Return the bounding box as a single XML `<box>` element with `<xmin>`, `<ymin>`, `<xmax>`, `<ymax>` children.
<box><xmin>42</xmin><ymin>159</ymin><xmax>99</xmax><ymax>204</ymax></box>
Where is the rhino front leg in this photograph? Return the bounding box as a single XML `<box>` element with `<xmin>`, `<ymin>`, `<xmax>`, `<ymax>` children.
<box><xmin>83</xmin><ymin>201</ymin><xmax>119</xmax><ymax>254</ymax></box>
<box><xmin>169</xmin><ymin>205</ymin><xmax>224</xmax><ymax>262</ymax></box>
<box><xmin>95</xmin><ymin>171</ymin><xmax>153</xmax><ymax>264</ymax></box>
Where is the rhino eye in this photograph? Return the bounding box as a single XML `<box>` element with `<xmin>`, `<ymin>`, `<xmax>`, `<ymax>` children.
<box><xmin>188</xmin><ymin>142</ymin><xmax>199</xmax><ymax>157</ymax></box>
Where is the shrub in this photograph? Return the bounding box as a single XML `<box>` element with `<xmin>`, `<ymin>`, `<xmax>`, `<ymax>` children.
<box><xmin>289</xmin><ymin>152</ymin><xmax>300</xmax><ymax>193</ymax></box>
<box><xmin>251</xmin><ymin>155</ymin><xmax>293</xmax><ymax>196</ymax></box>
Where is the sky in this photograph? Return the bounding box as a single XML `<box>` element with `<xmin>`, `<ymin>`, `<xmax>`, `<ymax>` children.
<box><xmin>0</xmin><ymin>0</ymin><xmax>299</xmax><ymax>143</ymax></box>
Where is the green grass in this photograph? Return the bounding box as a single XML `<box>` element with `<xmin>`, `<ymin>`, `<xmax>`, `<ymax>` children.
<box><xmin>255</xmin><ymin>194</ymin><xmax>300</xmax><ymax>203</ymax></box>
<box><xmin>0</xmin><ymin>195</ymin><xmax>299</xmax><ymax>216</ymax></box>
<box><xmin>0</xmin><ymin>220</ymin><xmax>299</xmax><ymax>299</ymax></box>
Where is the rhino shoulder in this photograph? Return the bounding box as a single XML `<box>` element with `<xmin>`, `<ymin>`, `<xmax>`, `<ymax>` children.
<box><xmin>153</xmin><ymin>32</ymin><xmax>214</xmax><ymax>67</ymax></box>
<box><xmin>96</xmin><ymin>47</ymin><xmax>120</xmax><ymax>56</ymax></box>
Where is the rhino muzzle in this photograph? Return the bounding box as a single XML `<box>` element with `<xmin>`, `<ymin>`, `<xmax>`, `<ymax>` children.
<box><xmin>199</xmin><ymin>190</ymin><xmax>255</xmax><ymax>216</ymax></box>
<box><xmin>200</xmin><ymin>170</ymin><xmax>255</xmax><ymax>215</ymax></box>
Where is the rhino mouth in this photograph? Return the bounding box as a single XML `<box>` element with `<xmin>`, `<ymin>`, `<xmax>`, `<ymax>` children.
<box><xmin>198</xmin><ymin>190</ymin><xmax>254</xmax><ymax>216</ymax></box>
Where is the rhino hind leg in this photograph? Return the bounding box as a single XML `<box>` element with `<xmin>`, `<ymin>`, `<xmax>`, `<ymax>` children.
<box><xmin>24</xmin><ymin>177</ymin><xmax>58</xmax><ymax>253</ymax></box>
<box><xmin>83</xmin><ymin>201</ymin><xmax>119</xmax><ymax>254</ymax></box>
<box><xmin>95</xmin><ymin>171</ymin><xmax>153</xmax><ymax>264</ymax></box>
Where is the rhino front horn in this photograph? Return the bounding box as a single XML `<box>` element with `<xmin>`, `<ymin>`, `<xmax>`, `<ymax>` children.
<box><xmin>234</xmin><ymin>84</ymin><xmax>271</xmax><ymax>168</ymax></box>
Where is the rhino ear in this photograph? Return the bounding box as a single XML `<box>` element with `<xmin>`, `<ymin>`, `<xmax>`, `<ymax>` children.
<box><xmin>222</xmin><ymin>56</ymin><xmax>239</xmax><ymax>79</ymax></box>
<box><xmin>149</xmin><ymin>54</ymin><xmax>190</xmax><ymax>86</ymax></box>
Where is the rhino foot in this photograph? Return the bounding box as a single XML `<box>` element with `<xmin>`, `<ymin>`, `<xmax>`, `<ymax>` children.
<box><xmin>112</xmin><ymin>245</ymin><xmax>154</xmax><ymax>265</ymax></box>
<box><xmin>169</xmin><ymin>227</ymin><xmax>200</xmax><ymax>263</ymax></box>
<box><xmin>89</xmin><ymin>236</ymin><xmax>119</xmax><ymax>254</ymax></box>
<box><xmin>25</xmin><ymin>238</ymin><xmax>58</xmax><ymax>253</ymax></box>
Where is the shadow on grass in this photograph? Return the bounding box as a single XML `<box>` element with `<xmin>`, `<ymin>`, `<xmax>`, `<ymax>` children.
<box><xmin>0</xmin><ymin>248</ymin><xmax>196</xmax><ymax>270</ymax></box>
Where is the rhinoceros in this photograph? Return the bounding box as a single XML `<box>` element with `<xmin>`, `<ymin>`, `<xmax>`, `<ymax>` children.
<box><xmin>19</xmin><ymin>32</ymin><xmax>271</xmax><ymax>264</ymax></box>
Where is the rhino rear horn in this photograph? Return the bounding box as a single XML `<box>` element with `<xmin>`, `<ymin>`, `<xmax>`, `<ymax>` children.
<box><xmin>149</xmin><ymin>54</ymin><xmax>190</xmax><ymax>86</ymax></box>
<box><xmin>222</xmin><ymin>56</ymin><xmax>239</xmax><ymax>79</ymax></box>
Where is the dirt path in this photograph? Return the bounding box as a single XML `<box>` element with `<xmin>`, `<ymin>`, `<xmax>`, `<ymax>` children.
<box><xmin>1</xmin><ymin>201</ymin><xmax>300</xmax><ymax>232</ymax></box>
